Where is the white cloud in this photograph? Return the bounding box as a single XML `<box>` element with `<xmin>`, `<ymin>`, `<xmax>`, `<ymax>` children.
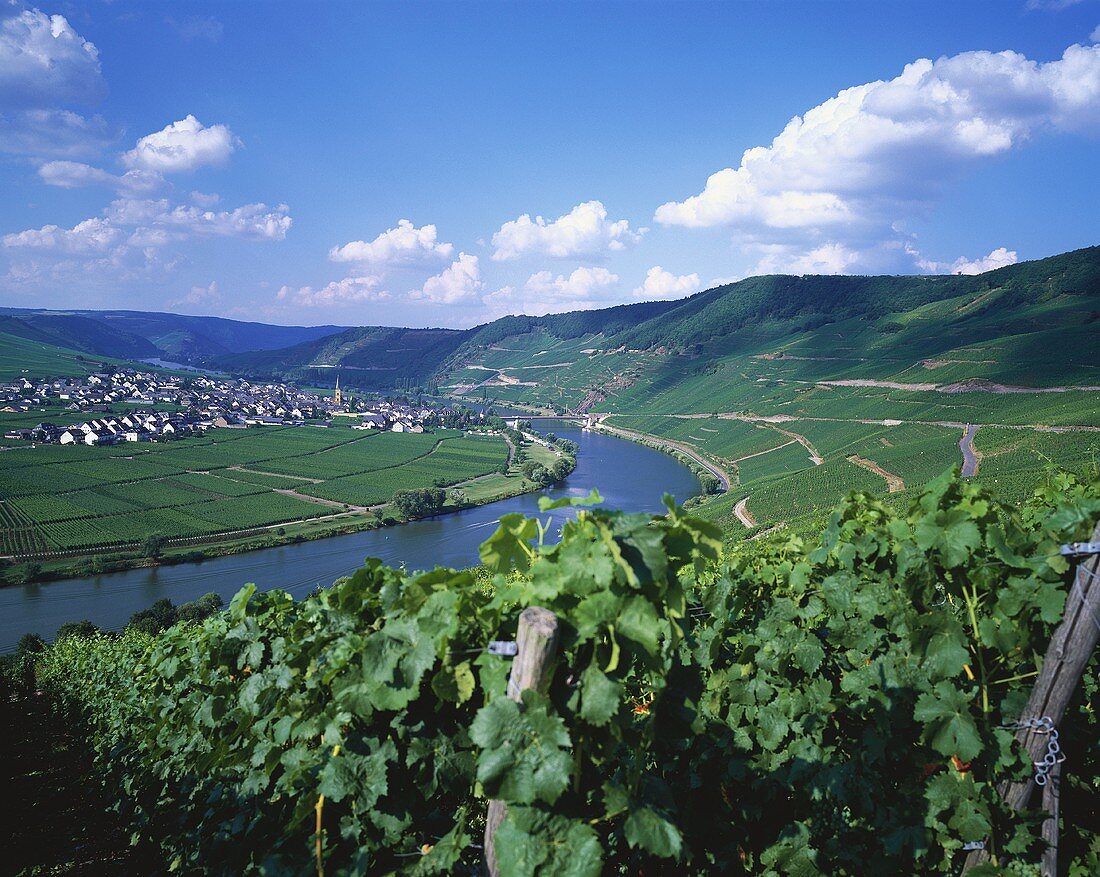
<box><xmin>481</xmin><ymin>266</ymin><xmax>620</xmax><ymax>318</ymax></box>
<box><xmin>123</xmin><ymin>115</ymin><xmax>240</xmax><ymax>173</ymax></box>
<box><xmin>329</xmin><ymin>219</ymin><xmax>454</xmax><ymax>267</ymax></box>
<box><xmin>38</xmin><ymin>160</ymin><xmax>164</xmax><ymax>195</ymax></box>
<box><xmin>525</xmin><ymin>266</ymin><xmax>620</xmax><ymax>300</ymax></box>
<box><xmin>410</xmin><ymin>253</ymin><xmax>483</xmax><ymax>303</ymax></box>
<box><xmin>190</xmin><ymin>190</ymin><xmax>221</xmax><ymax>207</ymax></box>
<box><xmin>632</xmin><ymin>266</ymin><xmax>701</xmax><ymax>299</ymax></box>
<box><xmin>3</xmin><ymin>217</ymin><xmax>119</xmax><ymax>253</ymax></box>
<box><xmin>105</xmin><ymin>198</ymin><xmax>292</xmax><ymax>240</ymax></box>
<box><xmin>0</xmin><ymin>8</ymin><xmax>105</xmax><ymax>106</ymax></box>
<box><xmin>915</xmin><ymin>246</ymin><xmax>1019</xmax><ymax>275</ymax></box>
<box><xmin>177</xmin><ymin>280</ymin><xmax>221</xmax><ymax>307</ymax></box>
<box><xmin>491</xmin><ymin>200</ymin><xmax>643</xmax><ymax>261</ymax></box>
<box><xmin>277</xmin><ymin>276</ymin><xmax>389</xmax><ymax>307</ymax></box>
<box><xmin>752</xmin><ymin>242</ymin><xmax>865</xmax><ymax>276</ymax></box>
<box><xmin>655</xmin><ymin>43</ymin><xmax>1100</xmax><ymax>273</ymax></box>
<box><xmin>1091</xmin><ymin>24</ymin><xmax>1100</xmax><ymax>42</ymax></box>
<box><xmin>0</xmin><ymin>109</ymin><xmax>114</xmax><ymax>158</ymax></box>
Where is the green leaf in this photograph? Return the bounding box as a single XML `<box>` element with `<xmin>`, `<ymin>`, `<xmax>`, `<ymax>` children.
<box><xmin>431</xmin><ymin>660</ymin><xmax>475</xmax><ymax>704</ymax></box>
<box><xmin>624</xmin><ymin>806</ymin><xmax>683</xmax><ymax>859</ymax></box>
<box><xmin>538</xmin><ymin>488</ymin><xmax>603</xmax><ymax>511</ymax></box>
<box><xmin>914</xmin><ymin>682</ymin><xmax>982</xmax><ymax>761</ymax></box>
<box><xmin>471</xmin><ymin>691</ymin><xmax>572</xmax><ymax>805</ymax></box>
<box><xmin>480</xmin><ymin>513</ymin><xmax>538</xmax><ymax>573</ymax></box>
<box><xmin>493</xmin><ymin>807</ymin><xmax>603</xmax><ymax>877</ymax></box>
<box><xmin>579</xmin><ymin>665</ymin><xmax>621</xmax><ymax>726</ymax></box>
<box><xmin>617</xmin><ymin>595</ymin><xmax>661</xmax><ymax>657</ymax></box>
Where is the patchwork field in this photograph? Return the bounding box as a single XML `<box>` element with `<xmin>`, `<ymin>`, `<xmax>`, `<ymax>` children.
<box><xmin>0</xmin><ymin>425</ymin><xmax>510</xmax><ymax>556</ymax></box>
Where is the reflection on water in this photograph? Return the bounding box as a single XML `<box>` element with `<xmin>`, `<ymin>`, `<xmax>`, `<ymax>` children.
<box><xmin>0</xmin><ymin>423</ymin><xmax>699</xmax><ymax>650</ymax></box>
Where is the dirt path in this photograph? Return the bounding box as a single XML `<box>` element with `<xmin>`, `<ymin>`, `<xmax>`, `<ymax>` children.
<box><xmin>767</xmin><ymin>425</ymin><xmax>824</xmax><ymax>465</ymax></box>
<box><xmin>228</xmin><ymin>465</ymin><xmax>322</xmax><ymax>484</ymax></box>
<box><xmin>847</xmin><ymin>455</ymin><xmax>905</xmax><ymax>492</ymax></box>
<box><xmin>734</xmin><ymin>496</ymin><xmax>757</xmax><ymax>528</ymax></box>
<box><xmin>960</xmin><ymin>424</ymin><xmax>981</xmax><ymax>476</ymax></box>
<box><xmin>275</xmin><ymin>488</ymin><xmax>372</xmax><ymax>512</ymax></box>
<box><xmin>731</xmin><ymin>439</ymin><xmax>798</xmax><ymax>464</ymax></box>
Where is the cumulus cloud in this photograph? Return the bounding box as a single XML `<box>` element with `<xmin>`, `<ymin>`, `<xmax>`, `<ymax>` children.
<box><xmin>177</xmin><ymin>280</ymin><xmax>221</xmax><ymax>307</ymax></box>
<box><xmin>0</xmin><ymin>8</ymin><xmax>105</xmax><ymax>106</ymax></box>
<box><xmin>655</xmin><ymin>43</ymin><xmax>1100</xmax><ymax>274</ymax></box>
<box><xmin>632</xmin><ymin>266</ymin><xmax>701</xmax><ymax>299</ymax></box>
<box><xmin>3</xmin><ymin>217</ymin><xmax>120</xmax><ymax>253</ymax></box>
<box><xmin>481</xmin><ymin>267</ymin><xmax>620</xmax><ymax>318</ymax></box>
<box><xmin>915</xmin><ymin>246</ymin><xmax>1019</xmax><ymax>275</ymax></box>
<box><xmin>123</xmin><ymin>115</ymin><xmax>240</xmax><ymax>173</ymax></box>
<box><xmin>38</xmin><ymin>160</ymin><xmax>164</xmax><ymax>195</ymax></box>
<box><xmin>329</xmin><ymin>219</ymin><xmax>454</xmax><ymax>267</ymax></box>
<box><xmin>410</xmin><ymin>253</ymin><xmax>483</xmax><ymax>303</ymax></box>
<box><xmin>491</xmin><ymin>200</ymin><xmax>642</xmax><ymax>261</ymax></box>
<box><xmin>104</xmin><ymin>198</ymin><xmax>292</xmax><ymax>240</ymax></box>
<box><xmin>190</xmin><ymin>190</ymin><xmax>221</xmax><ymax>207</ymax></box>
<box><xmin>525</xmin><ymin>266</ymin><xmax>620</xmax><ymax>300</ymax></box>
<box><xmin>277</xmin><ymin>276</ymin><xmax>389</xmax><ymax>307</ymax></box>
<box><xmin>1091</xmin><ymin>24</ymin><xmax>1100</xmax><ymax>42</ymax></box>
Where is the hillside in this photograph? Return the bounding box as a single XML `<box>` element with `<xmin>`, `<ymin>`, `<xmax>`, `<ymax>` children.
<box><xmin>211</xmin><ymin>324</ymin><xmax>469</xmax><ymax>389</ymax></box>
<box><xmin>0</xmin><ymin>309</ymin><xmax>347</xmax><ymax>362</ymax></box>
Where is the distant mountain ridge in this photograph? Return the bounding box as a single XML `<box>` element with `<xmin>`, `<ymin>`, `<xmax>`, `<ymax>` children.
<box><xmin>0</xmin><ymin>308</ymin><xmax>348</xmax><ymax>361</ymax></box>
<box><xmin>4</xmin><ymin>246</ymin><xmax>1097</xmax><ymax>406</ymax></box>
<box><xmin>211</xmin><ymin>245</ymin><xmax>1100</xmax><ymax>399</ymax></box>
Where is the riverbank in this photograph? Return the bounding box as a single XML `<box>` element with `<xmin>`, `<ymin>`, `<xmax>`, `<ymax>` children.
<box><xmin>1</xmin><ymin>436</ymin><xmax>573</xmax><ymax>588</ymax></box>
<box><xmin>589</xmin><ymin>417</ymin><xmax>731</xmax><ymax>495</ymax></box>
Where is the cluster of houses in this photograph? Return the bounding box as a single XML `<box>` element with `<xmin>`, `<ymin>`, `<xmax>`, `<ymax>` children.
<box><xmin>1</xmin><ymin>369</ymin><xmax>456</xmax><ymax>446</ymax></box>
<box><xmin>8</xmin><ymin>411</ymin><xmax>197</xmax><ymax>446</ymax></box>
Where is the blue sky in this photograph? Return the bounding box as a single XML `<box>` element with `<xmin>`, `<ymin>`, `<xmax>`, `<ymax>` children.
<box><xmin>1</xmin><ymin>0</ymin><xmax>1097</xmax><ymax>328</ymax></box>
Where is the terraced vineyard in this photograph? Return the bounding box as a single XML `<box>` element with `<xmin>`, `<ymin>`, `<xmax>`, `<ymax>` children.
<box><xmin>0</xmin><ymin>425</ymin><xmax>510</xmax><ymax>557</ymax></box>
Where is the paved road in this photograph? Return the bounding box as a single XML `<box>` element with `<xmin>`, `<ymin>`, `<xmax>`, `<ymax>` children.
<box><xmin>960</xmin><ymin>424</ymin><xmax>980</xmax><ymax>476</ymax></box>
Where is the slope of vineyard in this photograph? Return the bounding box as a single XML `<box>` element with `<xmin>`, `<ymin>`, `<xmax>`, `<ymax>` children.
<box><xmin>21</xmin><ymin>472</ymin><xmax>1100</xmax><ymax>875</ymax></box>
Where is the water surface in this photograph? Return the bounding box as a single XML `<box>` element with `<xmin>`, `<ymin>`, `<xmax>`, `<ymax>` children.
<box><xmin>1</xmin><ymin>423</ymin><xmax>698</xmax><ymax>650</ymax></box>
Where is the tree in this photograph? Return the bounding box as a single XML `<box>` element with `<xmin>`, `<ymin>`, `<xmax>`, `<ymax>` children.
<box><xmin>391</xmin><ymin>487</ymin><xmax>446</xmax><ymax>518</ymax></box>
<box><xmin>55</xmin><ymin>620</ymin><xmax>101</xmax><ymax>639</ymax></box>
<box><xmin>178</xmin><ymin>593</ymin><xmax>224</xmax><ymax>624</ymax></box>
<box><xmin>141</xmin><ymin>533</ymin><xmax>168</xmax><ymax>559</ymax></box>
<box><xmin>128</xmin><ymin>598</ymin><xmax>178</xmax><ymax>635</ymax></box>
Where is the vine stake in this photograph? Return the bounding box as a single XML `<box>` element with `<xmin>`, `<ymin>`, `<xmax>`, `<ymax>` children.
<box><xmin>484</xmin><ymin>606</ymin><xmax>560</xmax><ymax>877</ymax></box>
<box><xmin>963</xmin><ymin>521</ymin><xmax>1100</xmax><ymax>873</ymax></box>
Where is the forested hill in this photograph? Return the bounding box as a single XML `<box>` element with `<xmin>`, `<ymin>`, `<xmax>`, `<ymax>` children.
<box><xmin>0</xmin><ymin>308</ymin><xmax>347</xmax><ymax>361</ymax></box>
<box><xmin>211</xmin><ymin>245</ymin><xmax>1099</xmax><ymax>398</ymax></box>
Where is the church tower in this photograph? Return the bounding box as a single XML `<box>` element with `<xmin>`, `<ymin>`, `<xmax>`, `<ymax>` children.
<box><xmin>334</xmin><ymin>375</ymin><xmax>342</xmax><ymax>406</ymax></box>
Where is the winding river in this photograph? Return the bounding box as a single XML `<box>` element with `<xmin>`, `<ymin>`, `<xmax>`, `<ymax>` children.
<box><xmin>0</xmin><ymin>422</ymin><xmax>699</xmax><ymax>651</ymax></box>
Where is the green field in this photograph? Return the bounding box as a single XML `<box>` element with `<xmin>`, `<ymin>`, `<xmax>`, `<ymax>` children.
<box><xmin>0</xmin><ymin>425</ymin><xmax>511</xmax><ymax>556</ymax></box>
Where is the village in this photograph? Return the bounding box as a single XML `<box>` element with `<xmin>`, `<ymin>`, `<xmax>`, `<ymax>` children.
<box><xmin>1</xmin><ymin>369</ymin><xmax>446</xmax><ymax>446</ymax></box>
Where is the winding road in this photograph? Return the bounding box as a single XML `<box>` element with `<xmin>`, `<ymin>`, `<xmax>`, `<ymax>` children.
<box><xmin>959</xmin><ymin>424</ymin><xmax>981</xmax><ymax>476</ymax></box>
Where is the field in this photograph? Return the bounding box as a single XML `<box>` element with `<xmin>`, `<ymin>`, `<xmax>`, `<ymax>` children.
<box><xmin>0</xmin><ymin>425</ymin><xmax>511</xmax><ymax>557</ymax></box>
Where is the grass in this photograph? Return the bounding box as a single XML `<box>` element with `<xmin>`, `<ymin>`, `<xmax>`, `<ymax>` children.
<box><xmin>0</xmin><ymin>425</ymin><xmax>512</xmax><ymax>560</ymax></box>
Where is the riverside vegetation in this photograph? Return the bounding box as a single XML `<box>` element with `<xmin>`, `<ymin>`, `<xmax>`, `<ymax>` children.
<box><xmin>6</xmin><ymin>469</ymin><xmax>1099</xmax><ymax>875</ymax></box>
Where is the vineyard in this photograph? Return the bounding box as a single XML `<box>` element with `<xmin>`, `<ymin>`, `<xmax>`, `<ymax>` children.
<box><xmin>0</xmin><ymin>426</ymin><xmax>512</xmax><ymax>557</ymax></box>
<box><xmin>26</xmin><ymin>472</ymin><xmax>1100</xmax><ymax>875</ymax></box>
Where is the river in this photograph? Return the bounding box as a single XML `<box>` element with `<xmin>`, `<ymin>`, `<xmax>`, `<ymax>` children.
<box><xmin>0</xmin><ymin>422</ymin><xmax>699</xmax><ymax>651</ymax></box>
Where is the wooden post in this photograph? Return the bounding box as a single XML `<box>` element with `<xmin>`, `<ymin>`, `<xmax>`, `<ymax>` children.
<box><xmin>963</xmin><ymin>521</ymin><xmax>1100</xmax><ymax>872</ymax></box>
<box><xmin>1040</xmin><ymin>762</ymin><xmax>1060</xmax><ymax>877</ymax></box>
<box><xmin>484</xmin><ymin>607</ymin><xmax>560</xmax><ymax>877</ymax></box>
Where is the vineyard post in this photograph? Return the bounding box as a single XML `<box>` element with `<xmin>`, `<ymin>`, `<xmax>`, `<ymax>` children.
<box><xmin>963</xmin><ymin>521</ymin><xmax>1100</xmax><ymax>874</ymax></box>
<box><xmin>484</xmin><ymin>606</ymin><xmax>560</xmax><ymax>877</ymax></box>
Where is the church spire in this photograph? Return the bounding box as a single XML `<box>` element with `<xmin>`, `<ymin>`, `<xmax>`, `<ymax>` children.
<box><xmin>334</xmin><ymin>374</ymin><xmax>342</xmax><ymax>406</ymax></box>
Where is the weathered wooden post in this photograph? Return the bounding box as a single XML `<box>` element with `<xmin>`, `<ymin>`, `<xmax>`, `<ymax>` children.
<box><xmin>963</xmin><ymin>522</ymin><xmax>1100</xmax><ymax>873</ymax></box>
<box><xmin>484</xmin><ymin>606</ymin><xmax>560</xmax><ymax>877</ymax></box>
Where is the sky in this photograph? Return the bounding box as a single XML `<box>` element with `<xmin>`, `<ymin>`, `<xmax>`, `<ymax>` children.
<box><xmin>0</xmin><ymin>0</ymin><xmax>1098</xmax><ymax>329</ymax></box>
